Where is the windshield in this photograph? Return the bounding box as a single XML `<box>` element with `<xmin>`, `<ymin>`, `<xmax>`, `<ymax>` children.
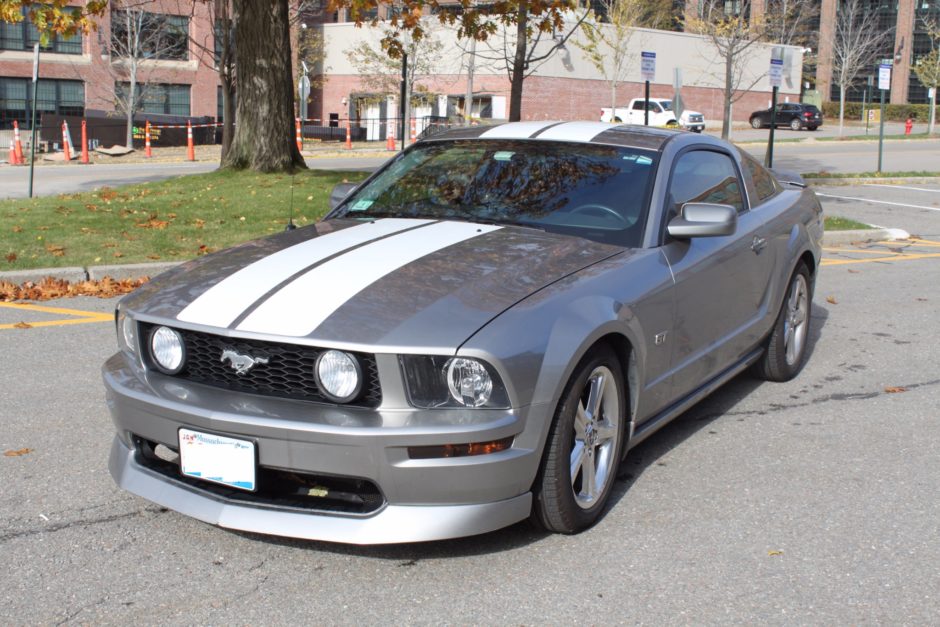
<box><xmin>332</xmin><ymin>139</ymin><xmax>658</xmax><ymax>247</ymax></box>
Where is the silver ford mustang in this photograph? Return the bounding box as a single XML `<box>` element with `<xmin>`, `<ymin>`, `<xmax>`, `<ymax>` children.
<box><xmin>103</xmin><ymin>122</ymin><xmax>823</xmax><ymax>544</ymax></box>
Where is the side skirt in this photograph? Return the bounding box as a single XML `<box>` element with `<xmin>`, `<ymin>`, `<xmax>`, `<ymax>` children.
<box><xmin>627</xmin><ymin>346</ymin><xmax>764</xmax><ymax>451</ymax></box>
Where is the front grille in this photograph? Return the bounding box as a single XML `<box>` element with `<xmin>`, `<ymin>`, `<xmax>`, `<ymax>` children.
<box><xmin>140</xmin><ymin>323</ymin><xmax>382</xmax><ymax>407</ymax></box>
<box><xmin>133</xmin><ymin>436</ymin><xmax>386</xmax><ymax>515</ymax></box>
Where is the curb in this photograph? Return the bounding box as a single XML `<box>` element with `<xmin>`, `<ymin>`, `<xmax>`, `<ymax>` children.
<box><xmin>807</xmin><ymin>176</ymin><xmax>940</xmax><ymax>186</ymax></box>
<box><xmin>822</xmin><ymin>228</ymin><xmax>909</xmax><ymax>247</ymax></box>
<box><xmin>0</xmin><ymin>261</ymin><xmax>182</xmax><ymax>285</ymax></box>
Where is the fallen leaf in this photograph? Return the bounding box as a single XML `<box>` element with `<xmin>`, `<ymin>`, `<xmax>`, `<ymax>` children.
<box><xmin>13</xmin><ymin>321</ymin><xmax>32</xmax><ymax>329</ymax></box>
<box><xmin>768</xmin><ymin>550</ymin><xmax>783</xmax><ymax>556</ymax></box>
<box><xmin>12</xmin><ymin>226</ymin><xmax>23</xmax><ymax>233</ymax></box>
<box><xmin>847</xmin><ymin>269</ymin><xmax>860</xmax><ymax>274</ymax></box>
<box><xmin>917</xmin><ymin>298</ymin><xmax>928</xmax><ymax>302</ymax></box>
<box><xmin>884</xmin><ymin>386</ymin><xmax>908</xmax><ymax>394</ymax></box>
<box><xmin>44</xmin><ymin>244</ymin><xmax>66</xmax><ymax>257</ymax></box>
<box><xmin>3</xmin><ymin>448</ymin><xmax>33</xmax><ymax>457</ymax></box>
<box><xmin>113</xmin><ymin>251</ymin><xmax>124</xmax><ymax>258</ymax></box>
<box><xmin>6</xmin><ymin>253</ymin><xmax>16</xmax><ymax>263</ymax></box>
<box><xmin>147</xmin><ymin>254</ymin><xmax>161</xmax><ymax>260</ymax></box>
<box><xmin>826</xmin><ymin>296</ymin><xmax>838</xmax><ymax>304</ymax></box>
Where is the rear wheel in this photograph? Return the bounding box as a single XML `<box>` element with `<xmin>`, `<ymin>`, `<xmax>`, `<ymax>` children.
<box><xmin>750</xmin><ymin>117</ymin><xmax>763</xmax><ymax>129</ymax></box>
<box><xmin>531</xmin><ymin>346</ymin><xmax>626</xmax><ymax>533</ymax></box>
<box><xmin>613</xmin><ymin>117</ymin><xmax>622</xmax><ymax>123</ymax></box>
<box><xmin>790</xmin><ymin>118</ymin><xmax>802</xmax><ymax>131</ymax></box>
<box><xmin>807</xmin><ymin>125</ymin><xmax>818</xmax><ymax>131</ymax></box>
<box><xmin>754</xmin><ymin>263</ymin><xmax>812</xmax><ymax>382</ymax></box>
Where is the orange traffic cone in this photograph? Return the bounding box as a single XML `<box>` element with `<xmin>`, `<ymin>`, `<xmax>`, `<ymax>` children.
<box><xmin>8</xmin><ymin>139</ymin><xmax>18</xmax><ymax>165</ymax></box>
<box><xmin>386</xmin><ymin>121</ymin><xmax>395</xmax><ymax>151</ymax></box>
<box><xmin>81</xmin><ymin>119</ymin><xmax>89</xmax><ymax>164</ymax></box>
<box><xmin>186</xmin><ymin>120</ymin><xmax>195</xmax><ymax>161</ymax></box>
<box><xmin>62</xmin><ymin>122</ymin><xmax>72</xmax><ymax>162</ymax></box>
<box><xmin>13</xmin><ymin>120</ymin><xmax>24</xmax><ymax>164</ymax></box>
<box><xmin>144</xmin><ymin>121</ymin><xmax>152</xmax><ymax>158</ymax></box>
<box><xmin>295</xmin><ymin>118</ymin><xmax>303</xmax><ymax>153</ymax></box>
<box><xmin>345</xmin><ymin>119</ymin><xmax>352</xmax><ymax>150</ymax></box>
<box><xmin>410</xmin><ymin>117</ymin><xmax>416</xmax><ymax>142</ymax></box>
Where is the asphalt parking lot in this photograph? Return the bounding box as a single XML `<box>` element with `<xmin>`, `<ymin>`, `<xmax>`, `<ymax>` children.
<box><xmin>1</xmin><ymin>182</ymin><xmax>939</xmax><ymax>624</ymax></box>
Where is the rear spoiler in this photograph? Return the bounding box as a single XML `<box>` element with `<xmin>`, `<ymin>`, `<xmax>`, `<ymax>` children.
<box><xmin>769</xmin><ymin>168</ymin><xmax>807</xmax><ymax>189</ymax></box>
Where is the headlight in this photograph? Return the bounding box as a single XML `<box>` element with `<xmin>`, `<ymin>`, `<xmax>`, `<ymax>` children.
<box><xmin>150</xmin><ymin>326</ymin><xmax>185</xmax><ymax>374</ymax></box>
<box><xmin>400</xmin><ymin>355</ymin><xmax>510</xmax><ymax>409</ymax></box>
<box><xmin>116</xmin><ymin>310</ymin><xmax>136</xmax><ymax>355</ymax></box>
<box><xmin>316</xmin><ymin>350</ymin><xmax>362</xmax><ymax>403</ymax></box>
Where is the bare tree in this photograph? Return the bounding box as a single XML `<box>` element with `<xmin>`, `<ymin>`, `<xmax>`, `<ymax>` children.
<box><xmin>470</xmin><ymin>7</ymin><xmax>590</xmax><ymax>121</ymax></box>
<box><xmin>685</xmin><ymin>0</ymin><xmax>766</xmax><ymax>139</ymax></box>
<box><xmin>763</xmin><ymin>0</ymin><xmax>819</xmax><ymax>48</ymax></box>
<box><xmin>107</xmin><ymin>3</ymin><xmax>190</xmax><ymax>147</ymax></box>
<box><xmin>576</xmin><ymin>0</ymin><xmax>645</xmax><ymax>113</ymax></box>
<box><xmin>831</xmin><ymin>0</ymin><xmax>891</xmax><ymax>136</ymax></box>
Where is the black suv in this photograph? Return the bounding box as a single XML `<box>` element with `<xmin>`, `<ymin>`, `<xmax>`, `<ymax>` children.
<box><xmin>749</xmin><ymin>103</ymin><xmax>823</xmax><ymax>131</ymax></box>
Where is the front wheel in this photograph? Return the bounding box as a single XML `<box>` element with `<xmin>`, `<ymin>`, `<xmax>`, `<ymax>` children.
<box><xmin>750</xmin><ymin>117</ymin><xmax>763</xmax><ymax>129</ymax></box>
<box><xmin>531</xmin><ymin>346</ymin><xmax>626</xmax><ymax>533</ymax></box>
<box><xmin>754</xmin><ymin>263</ymin><xmax>812</xmax><ymax>382</ymax></box>
<box><xmin>790</xmin><ymin>118</ymin><xmax>802</xmax><ymax>131</ymax></box>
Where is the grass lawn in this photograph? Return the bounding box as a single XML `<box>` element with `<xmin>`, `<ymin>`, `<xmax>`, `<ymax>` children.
<box><xmin>825</xmin><ymin>216</ymin><xmax>872</xmax><ymax>231</ymax></box>
<box><xmin>817</xmin><ymin>132</ymin><xmax>938</xmax><ymax>142</ymax></box>
<box><xmin>2</xmin><ymin>168</ymin><xmax>367</xmax><ymax>271</ymax></box>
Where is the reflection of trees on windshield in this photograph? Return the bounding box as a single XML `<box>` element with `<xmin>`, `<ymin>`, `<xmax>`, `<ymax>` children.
<box><xmin>340</xmin><ymin>140</ymin><xmax>654</xmax><ymax>227</ymax></box>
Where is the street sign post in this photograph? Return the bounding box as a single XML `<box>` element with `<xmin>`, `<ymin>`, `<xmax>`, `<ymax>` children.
<box><xmin>641</xmin><ymin>51</ymin><xmax>655</xmax><ymax>126</ymax></box>
<box><xmin>765</xmin><ymin>54</ymin><xmax>784</xmax><ymax>168</ymax></box>
<box><xmin>878</xmin><ymin>63</ymin><xmax>891</xmax><ymax>173</ymax></box>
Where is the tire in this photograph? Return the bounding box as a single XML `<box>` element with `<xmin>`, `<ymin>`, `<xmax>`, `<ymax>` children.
<box><xmin>692</xmin><ymin>128</ymin><xmax>703</xmax><ymax>133</ymax></box>
<box><xmin>531</xmin><ymin>345</ymin><xmax>626</xmax><ymax>533</ymax></box>
<box><xmin>807</xmin><ymin>126</ymin><xmax>818</xmax><ymax>131</ymax></box>
<box><xmin>613</xmin><ymin>117</ymin><xmax>622</xmax><ymax>123</ymax></box>
<box><xmin>754</xmin><ymin>263</ymin><xmax>812</xmax><ymax>382</ymax></box>
<box><xmin>790</xmin><ymin>118</ymin><xmax>802</xmax><ymax>131</ymax></box>
<box><xmin>750</xmin><ymin>117</ymin><xmax>763</xmax><ymax>129</ymax></box>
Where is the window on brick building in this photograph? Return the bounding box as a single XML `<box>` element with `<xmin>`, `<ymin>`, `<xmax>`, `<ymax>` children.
<box><xmin>0</xmin><ymin>8</ymin><xmax>82</xmax><ymax>54</ymax></box>
<box><xmin>0</xmin><ymin>78</ymin><xmax>84</xmax><ymax>128</ymax></box>
<box><xmin>111</xmin><ymin>11</ymin><xmax>189</xmax><ymax>61</ymax></box>
<box><xmin>117</xmin><ymin>82</ymin><xmax>191</xmax><ymax>116</ymax></box>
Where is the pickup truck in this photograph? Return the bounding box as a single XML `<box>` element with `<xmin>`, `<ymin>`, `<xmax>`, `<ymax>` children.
<box><xmin>600</xmin><ymin>98</ymin><xmax>705</xmax><ymax>132</ymax></box>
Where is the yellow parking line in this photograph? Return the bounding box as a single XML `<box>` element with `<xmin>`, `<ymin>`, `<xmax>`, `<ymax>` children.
<box><xmin>822</xmin><ymin>252</ymin><xmax>940</xmax><ymax>266</ymax></box>
<box><xmin>908</xmin><ymin>238</ymin><xmax>940</xmax><ymax>247</ymax></box>
<box><xmin>0</xmin><ymin>301</ymin><xmax>112</xmax><ymax>330</ymax></box>
<box><xmin>823</xmin><ymin>247</ymin><xmax>904</xmax><ymax>255</ymax></box>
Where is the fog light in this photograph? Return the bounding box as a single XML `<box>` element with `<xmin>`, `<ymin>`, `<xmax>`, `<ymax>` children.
<box><xmin>316</xmin><ymin>350</ymin><xmax>361</xmax><ymax>403</ymax></box>
<box><xmin>150</xmin><ymin>326</ymin><xmax>185</xmax><ymax>374</ymax></box>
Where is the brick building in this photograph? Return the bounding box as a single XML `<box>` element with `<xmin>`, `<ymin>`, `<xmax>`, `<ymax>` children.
<box><xmin>0</xmin><ymin>1</ymin><xmax>221</xmax><ymax>133</ymax></box>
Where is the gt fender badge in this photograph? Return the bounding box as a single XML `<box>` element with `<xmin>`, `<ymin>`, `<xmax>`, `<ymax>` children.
<box><xmin>654</xmin><ymin>332</ymin><xmax>668</xmax><ymax>346</ymax></box>
<box><xmin>221</xmin><ymin>348</ymin><xmax>269</xmax><ymax>375</ymax></box>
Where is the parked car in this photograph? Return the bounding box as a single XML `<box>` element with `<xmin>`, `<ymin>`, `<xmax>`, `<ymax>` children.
<box><xmin>601</xmin><ymin>98</ymin><xmax>706</xmax><ymax>132</ymax></box>
<box><xmin>749</xmin><ymin>103</ymin><xmax>823</xmax><ymax>131</ymax></box>
<box><xmin>104</xmin><ymin>122</ymin><xmax>823</xmax><ymax>545</ymax></box>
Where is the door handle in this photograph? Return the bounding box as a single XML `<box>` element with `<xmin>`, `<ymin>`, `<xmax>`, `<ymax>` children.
<box><xmin>751</xmin><ymin>235</ymin><xmax>767</xmax><ymax>254</ymax></box>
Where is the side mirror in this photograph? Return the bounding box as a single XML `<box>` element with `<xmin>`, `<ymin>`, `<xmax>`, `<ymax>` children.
<box><xmin>667</xmin><ymin>202</ymin><xmax>737</xmax><ymax>238</ymax></box>
<box><xmin>329</xmin><ymin>182</ymin><xmax>359</xmax><ymax>210</ymax></box>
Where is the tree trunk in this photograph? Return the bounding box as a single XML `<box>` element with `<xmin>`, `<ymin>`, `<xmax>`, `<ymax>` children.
<box><xmin>126</xmin><ymin>72</ymin><xmax>136</xmax><ymax>148</ymax></box>
<box><xmin>217</xmin><ymin>1</ymin><xmax>234</xmax><ymax>161</ymax></box>
<box><xmin>508</xmin><ymin>2</ymin><xmax>528</xmax><ymax>122</ymax></box>
<box><xmin>221</xmin><ymin>73</ymin><xmax>235</xmax><ymax>160</ymax></box>
<box><xmin>222</xmin><ymin>0</ymin><xmax>305</xmax><ymax>172</ymax></box>
<box><xmin>839</xmin><ymin>85</ymin><xmax>846</xmax><ymax>136</ymax></box>
<box><xmin>930</xmin><ymin>89</ymin><xmax>936</xmax><ymax>135</ymax></box>
<box><xmin>722</xmin><ymin>54</ymin><xmax>733</xmax><ymax>140</ymax></box>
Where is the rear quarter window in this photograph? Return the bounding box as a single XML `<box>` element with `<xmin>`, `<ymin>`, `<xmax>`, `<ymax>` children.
<box><xmin>742</xmin><ymin>154</ymin><xmax>781</xmax><ymax>204</ymax></box>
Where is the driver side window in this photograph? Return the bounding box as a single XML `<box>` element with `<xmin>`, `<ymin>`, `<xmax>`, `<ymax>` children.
<box><xmin>667</xmin><ymin>150</ymin><xmax>745</xmax><ymax>218</ymax></box>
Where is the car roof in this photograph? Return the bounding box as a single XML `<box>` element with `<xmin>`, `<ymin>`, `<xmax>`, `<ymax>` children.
<box><xmin>423</xmin><ymin>121</ymin><xmax>677</xmax><ymax>152</ymax></box>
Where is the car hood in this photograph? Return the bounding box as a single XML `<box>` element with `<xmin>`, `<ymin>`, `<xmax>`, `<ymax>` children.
<box><xmin>124</xmin><ymin>218</ymin><xmax>623</xmax><ymax>350</ymax></box>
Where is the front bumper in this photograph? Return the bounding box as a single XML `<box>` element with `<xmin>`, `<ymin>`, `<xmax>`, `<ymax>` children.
<box><xmin>103</xmin><ymin>353</ymin><xmax>544</xmax><ymax>544</ymax></box>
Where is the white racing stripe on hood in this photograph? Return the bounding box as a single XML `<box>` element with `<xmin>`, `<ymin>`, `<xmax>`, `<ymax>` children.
<box><xmin>479</xmin><ymin>121</ymin><xmax>559</xmax><ymax>139</ymax></box>
<box><xmin>236</xmin><ymin>221</ymin><xmax>502</xmax><ymax>337</ymax></box>
<box><xmin>177</xmin><ymin>218</ymin><xmax>431</xmax><ymax>328</ymax></box>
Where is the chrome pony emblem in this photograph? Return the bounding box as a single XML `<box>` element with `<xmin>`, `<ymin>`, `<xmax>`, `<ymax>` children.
<box><xmin>220</xmin><ymin>348</ymin><xmax>269</xmax><ymax>375</ymax></box>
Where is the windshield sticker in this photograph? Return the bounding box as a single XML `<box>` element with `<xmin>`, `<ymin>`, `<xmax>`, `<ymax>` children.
<box><xmin>636</xmin><ymin>156</ymin><xmax>653</xmax><ymax>166</ymax></box>
<box><xmin>493</xmin><ymin>151</ymin><xmax>515</xmax><ymax>161</ymax></box>
<box><xmin>350</xmin><ymin>200</ymin><xmax>373</xmax><ymax>212</ymax></box>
